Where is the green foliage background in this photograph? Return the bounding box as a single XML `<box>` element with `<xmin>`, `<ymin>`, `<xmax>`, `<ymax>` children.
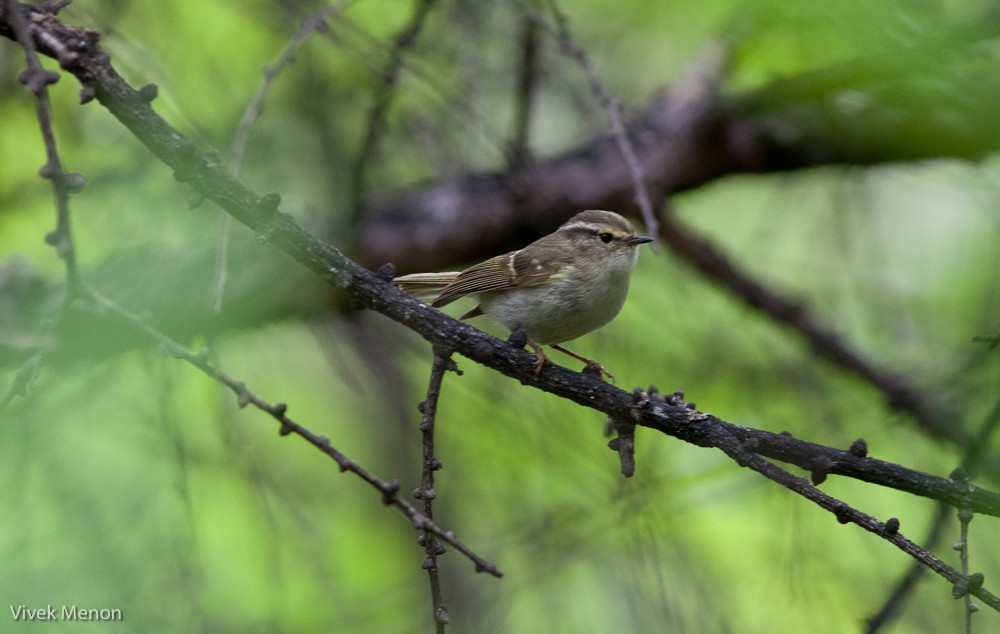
<box><xmin>1</xmin><ymin>0</ymin><xmax>999</xmax><ymax>632</ymax></box>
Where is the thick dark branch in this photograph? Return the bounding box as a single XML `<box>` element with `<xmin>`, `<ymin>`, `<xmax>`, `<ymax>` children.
<box><xmin>630</xmin><ymin>391</ymin><xmax>1000</xmax><ymax>518</ymax></box>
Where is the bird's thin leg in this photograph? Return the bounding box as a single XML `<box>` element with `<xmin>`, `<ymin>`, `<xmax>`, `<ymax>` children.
<box><xmin>527</xmin><ymin>341</ymin><xmax>550</xmax><ymax>375</ymax></box>
<box><xmin>550</xmin><ymin>344</ymin><xmax>614</xmax><ymax>382</ymax></box>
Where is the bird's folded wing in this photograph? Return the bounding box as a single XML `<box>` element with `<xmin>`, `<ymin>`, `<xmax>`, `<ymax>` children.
<box><xmin>392</xmin><ymin>271</ymin><xmax>461</xmax><ymax>300</ymax></box>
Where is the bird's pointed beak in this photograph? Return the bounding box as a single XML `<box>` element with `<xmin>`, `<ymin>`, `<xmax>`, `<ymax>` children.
<box><xmin>624</xmin><ymin>235</ymin><xmax>654</xmax><ymax>247</ymax></box>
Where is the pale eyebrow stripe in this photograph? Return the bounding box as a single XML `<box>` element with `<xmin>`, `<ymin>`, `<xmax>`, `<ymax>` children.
<box><xmin>559</xmin><ymin>221</ymin><xmax>600</xmax><ymax>233</ymax></box>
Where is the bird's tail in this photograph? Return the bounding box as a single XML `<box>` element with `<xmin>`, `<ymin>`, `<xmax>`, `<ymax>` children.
<box><xmin>392</xmin><ymin>272</ymin><xmax>460</xmax><ymax>301</ymax></box>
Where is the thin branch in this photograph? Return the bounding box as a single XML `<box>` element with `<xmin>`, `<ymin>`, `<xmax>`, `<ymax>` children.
<box><xmin>315</xmin><ymin>10</ymin><xmax>511</xmax><ymax>167</ymax></box>
<box><xmin>0</xmin><ymin>0</ymin><xmax>81</xmax><ymax>411</ymax></box>
<box><xmin>754</xmin><ymin>452</ymin><xmax>998</xmax><ymax>613</ymax></box>
<box><xmin>0</xmin><ymin>353</ymin><xmax>42</xmax><ymax>412</ymax></box>
<box><xmin>213</xmin><ymin>2</ymin><xmax>349</xmax><ymax>313</ymax></box>
<box><xmin>5</xmin><ymin>0</ymin><xmax>78</xmax><ymax>284</ymax></box>
<box><xmin>664</xmin><ymin>388</ymin><xmax>1000</xmax><ymax>613</ymax></box>
<box><xmin>955</xmin><ymin>481</ymin><xmax>976</xmax><ymax>633</ymax></box>
<box><xmin>508</xmin><ymin>13</ymin><xmax>539</xmax><ymax>168</ymax></box>
<box><xmin>350</xmin><ymin>0</ymin><xmax>438</xmax><ymax>218</ymax></box>
<box><xmin>416</xmin><ymin>353</ymin><xmax>455</xmax><ymax>631</ymax></box>
<box><xmin>864</xmin><ymin>501</ymin><xmax>950</xmax><ymax>633</ymax></box>
<box><xmin>533</xmin><ymin>0</ymin><xmax>660</xmax><ymax>240</ymax></box>
<box><xmin>229</xmin><ymin>4</ymin><xmax>347</xmax><ymax>176</ymax></box>
<box><xmin>83</xmin><ymin>284</ymin><xmax>502</xmax><ymax>579</ymax></box>
<box><xmin>866</xmin><ymin>393</ymin><xmax>1000</xmax><ymax>630</ymax></box>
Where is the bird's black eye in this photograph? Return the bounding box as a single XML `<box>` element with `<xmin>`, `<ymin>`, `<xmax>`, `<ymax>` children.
<box><xmin>598</xmin><ymin>232</ymin><xmax>613</xmax><ymax>244</ymax></box>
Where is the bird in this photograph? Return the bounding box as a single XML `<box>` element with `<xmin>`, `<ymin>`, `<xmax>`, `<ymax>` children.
<box><xmin>393</xmin><ymin>209</ymin><xmax>653</xmax><ymax>379</ymax></box>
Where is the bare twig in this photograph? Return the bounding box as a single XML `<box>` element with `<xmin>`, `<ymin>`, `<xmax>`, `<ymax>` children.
<box><xmin>350</xmin><ymin>0</ymin><xmax>438</xmax><ymax>218</ymax></box>
<box><xmin>864</xmin><ymin>501</ymin><xmax>950</xmax><ymax>633</ymax></box>
<box><xmin>868</xmin><ymin>393</ymin><xmax>1000</xmax><ymax>631</ymax></box>
<box><xmin>955</xmin><ymin>490</ymin><xmax>976</xmax><ymax>633</ymax></box>
<box><xmin>213</xmin><ymin>2</ymin><xmax>349</xmax><ymax>313</ymax></box>
<box><xmin>753</xmin><ymin>452</ymin><xmax>998</xmax><ymax>613</ymax></box>
<box><xmin>0</xmin><ymin>353</ymin><xmax>42</xmax><ymax>412</ymax></box>
<box><xmin>950</xmin><ymin>464</ymin><xmax>985</xmax><ymax>633</ymax></box>
<box><xmin>5</xmin><ymin>0</ymin><xmax>78</xmax><ymax>284</ymax></box>
<box><xmin>659</xmin><ymin>388</ymin><xmax>1000</xmax><ymax>613</ymax></box>
<box><xmin>314</xmin><ymin>9</ymin><xmax>509</xmax><ymax>167</ymax></box>
<box><xmin>0</xmin><ymin>0</ymin><xmax>81</xmax><ymax>411</ymax></box>
<box><xmin>607</xmin><ymin>418</ymin><xmax>636</xmax><ymax>477</ymax></box>
<box><xmin>83</xmin><ymin>284</ymin><xmax>502</xmax><ymax>579</ymax></box>
<box><xmin>354</xmin><ymin>42</ymin><xmax>726</xmax><ymax>274</ymax></box>
<box><xmin>532</xmin><ymin>0</ymin><xmax>660</xmax><ymax>240</ymax></box>
<box><xmin>416</xmin><ymin>353</ymin><xmax>455</xmax><ymax>631</ymax></box>
<box><xmin>508</xmin><ymin>13</ymin><xmax>539</xmax><ymax>167</ymax></box>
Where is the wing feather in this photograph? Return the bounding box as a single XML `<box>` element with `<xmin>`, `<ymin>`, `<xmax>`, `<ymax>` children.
<box><xmin>432</xmin><ymin>253</ymin><xmax>517</xmax><ymax>306</ymax></box>
<box><xmin>433</xmin><ymin>241</ymin><xmax>569</xmax><ymax>307</ymax></box>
